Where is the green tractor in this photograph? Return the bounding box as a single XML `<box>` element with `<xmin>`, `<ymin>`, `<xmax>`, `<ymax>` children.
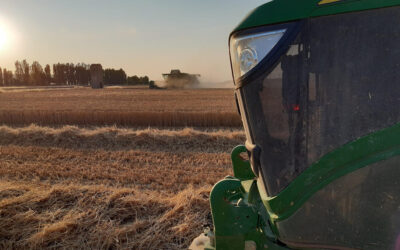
<box><xmin>191</xmin><ymin>1</ymin><xmax>400</xmax><ymax>249</ymax></box>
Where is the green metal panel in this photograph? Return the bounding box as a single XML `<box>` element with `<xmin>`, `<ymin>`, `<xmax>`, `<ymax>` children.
<box><xmin>209</xmin><ymin>178</ymin><xmax>289</xmax><ymax>249</ymax></box>
<box><xmin>205</xmin><ymin>147</ymin><xmax>289</xmax><ymax>249</ymax></box>
<box><xmin>231</xmin><ymin>145</ymin><xmax>256</xmax><ymax>181</ymax></box>
<box><xmin>263</xmin><ymin>122</ymin><xmax>400</xmax><ymax>227</ymax></box>
<box><xmin>233</xmin><ymin>0</ymin><xmax>400</xmax><ymax>33</ymax></box>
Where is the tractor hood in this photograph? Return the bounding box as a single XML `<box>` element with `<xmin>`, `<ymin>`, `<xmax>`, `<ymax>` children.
<box><xmin>233</xmin><ymin>0</ymin><xmax>400</xmax><ymax>33</ymax></box>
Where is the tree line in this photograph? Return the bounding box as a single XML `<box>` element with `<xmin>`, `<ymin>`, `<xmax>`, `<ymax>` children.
<box><xmin>0</xmin><ymin>60</ymin><xmax>150</xmax><ymax>86</ymax></box>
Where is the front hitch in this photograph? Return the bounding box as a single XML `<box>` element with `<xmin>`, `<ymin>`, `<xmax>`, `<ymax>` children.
<box><xmin>190</xmin><ymin>145</ymin><xmax>288</xmax><ymax>250</ymax></box>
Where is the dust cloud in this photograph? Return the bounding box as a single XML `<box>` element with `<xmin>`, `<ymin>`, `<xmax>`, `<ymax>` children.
<box><xmin>154</xmin><ymin>79</ymin><xmax>234</xmax><ymax>89</ymax></box>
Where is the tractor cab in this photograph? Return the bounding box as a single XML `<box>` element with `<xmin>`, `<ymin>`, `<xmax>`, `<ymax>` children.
<box><xmin>191</xmin><ymin>1</ymin><xmax>400</xmax><ymax>250</ymax></box>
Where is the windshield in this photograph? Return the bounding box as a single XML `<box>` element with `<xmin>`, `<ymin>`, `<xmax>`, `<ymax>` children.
<box><xmin>238</xmin><ymin>6</ymin><xmax>400</xmax><ymax>196</ymax></box>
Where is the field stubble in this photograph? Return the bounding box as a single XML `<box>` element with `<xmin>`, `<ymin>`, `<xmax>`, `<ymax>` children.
<box><xmin>0</xmin><ymin>125</ymin><xmax>245</xmax><ymax>249</ymax></box>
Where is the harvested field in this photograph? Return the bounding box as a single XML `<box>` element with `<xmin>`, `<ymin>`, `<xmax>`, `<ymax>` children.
<box><xmin>0</xmin><ymin>87</ymin><xmax>240</xmax><ymax>127</ymax></box>
<box><xmin>0</xmin><ymin>110</ymin><xmax>241</xmax><ymax>127</ymax></box>
<box><xmin>0</xmin><ymin>87</ymin><xmax>246</xmax><ymax>248</ymax></box>
<box><xmin>0</xmin><ymin>125</ymin><xmax>245</xmax><ymax>153</ymax></box>
<box><xmin>0</xmin><ymin>181</ymin><xmax>213</xmax><ymax>249</ymax></box>
<box><xmin>0</xmin><ymin>125</ymin><xmax>245</xmax><ymax>249</ymax></box>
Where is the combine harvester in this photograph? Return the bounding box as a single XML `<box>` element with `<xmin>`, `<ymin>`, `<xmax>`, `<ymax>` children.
<box><xmin>162</xmin><ymin>69</ymin><xmax>200</xmax><ymax>88</ymax></box>
<box><xmin>191</xmin><ymin>0</ymin><xmax>400</xmax><ymax>249</ymax></box>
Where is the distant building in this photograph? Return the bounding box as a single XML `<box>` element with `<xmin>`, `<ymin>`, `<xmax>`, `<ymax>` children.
<box><xmin>90</xmin><ymin>64</ymin><xmax>104</xmax><ymax>89</ymax></box>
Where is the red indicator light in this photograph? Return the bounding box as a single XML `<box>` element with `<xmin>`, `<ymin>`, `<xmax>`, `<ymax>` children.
<box><xmin>293</xmin><ymin>105</ymin><xmax>300</xmax><ymax>111</ymax></box>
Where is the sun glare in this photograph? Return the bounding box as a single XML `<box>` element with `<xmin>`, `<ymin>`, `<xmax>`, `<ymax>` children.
<box><xmin>0</xmin><ymin>21</ymin><xmax>15</xmax><ymax>52</ymax></box>
<box><xmin>0</xmin><ymin>26</ymin><xmax>7</xmax><ymax>50</ymax></box>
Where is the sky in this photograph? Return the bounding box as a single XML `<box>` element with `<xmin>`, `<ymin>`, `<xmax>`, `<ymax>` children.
<box><xmin>0</xmin><ymin>0</ymin><xmax>267</xmax><ymax>85</ymax></box>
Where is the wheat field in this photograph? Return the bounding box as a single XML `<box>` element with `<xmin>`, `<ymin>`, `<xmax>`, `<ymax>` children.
<box><xmin>0</xmin><ymin>87</ymin><xmax>241</xmax><ymax>127</ymax></box>
<box><xmin>0</xmin><ymin>87</ymin><xmax>246</xmax><ymax>249</ymax></box>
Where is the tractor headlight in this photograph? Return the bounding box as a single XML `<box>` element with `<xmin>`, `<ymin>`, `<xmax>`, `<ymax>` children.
<box><xmin>230</xmin><ymin>29</ymin><xmax>286</xmax><ymax>80</ymax></box>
